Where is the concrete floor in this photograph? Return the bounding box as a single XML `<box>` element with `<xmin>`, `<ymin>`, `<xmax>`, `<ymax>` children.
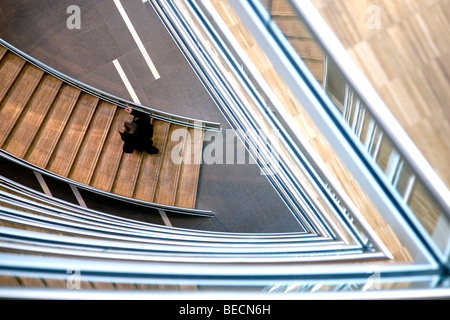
<box><xmin>0</xmin><ymin>0</ymin><xmax>302</xmax><ymax>233</ymax></box>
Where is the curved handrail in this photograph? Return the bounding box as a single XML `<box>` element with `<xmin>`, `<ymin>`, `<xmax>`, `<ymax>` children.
<box><xmin>0</xmin><ymin>38</ymin><xmax>221</xmax><ymax>132</ymax></box>
<box><xmin>0</xmin><ymin>285</ymin><xmax>448</xmax><ymax>300</ymax></box>
<box><xmin>0</xmin><ymin>202</ymin><xmax>386</xmax><ymax>262</ymax></box>
<box><xmin>0</xmin><ymin>218</ymin><xmax>353</xmax><ymax>257</ymax></box>
<box><xmin>152</xmin><ymin>0</ymin><xmax>341</xmax><ymax>238</ymax></box>
<box><xmin>0</xmin><ymin>175</ymin><xmax>312</xmax><ymax>240</ymax></box>
<box><xmin>0</xmin><ymin>189</ymin><xmax>325</xmax><ymax>245</ymax></box>
<box><xmin>171</xmin><ymin>0</ymin><xmax>397</xmax><ymax>255</ymax></box>
<box><xmin>0</xmin><ymin>149</ymin><xmax>214</xmax><ymax>218</ymax></box>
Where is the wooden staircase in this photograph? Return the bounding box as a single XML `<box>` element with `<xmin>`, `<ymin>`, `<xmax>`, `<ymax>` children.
<box><xmin>0</xmin><ymin>45</ymin><xmax>204</xmax><ymax>210</ymax></box>
<box><xmin>268</xmin><ymin>0</ymin><xmax>325</xmax><ymax>85</ymax></box>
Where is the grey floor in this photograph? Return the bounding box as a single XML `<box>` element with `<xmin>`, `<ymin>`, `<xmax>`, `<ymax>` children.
<box><xmin>0</xmin><ymin>0</ymin><xmax>302</xmax><ymax>233</ymax></box>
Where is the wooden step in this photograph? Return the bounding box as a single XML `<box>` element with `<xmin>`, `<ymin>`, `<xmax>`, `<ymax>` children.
<box><xmin>0</xmin><ymin>52</ymin><xmax>26</xmax><ymax>102</ymax></box>
<box><xmin>0</xmin><ymin>46</ymin><xmax>8</xmax><ymax>61</ymax></box>
<box><xmin>89</xmin><ymin>107</ymin><xmax>132</xmax><ymax>192</ymax></box>
<box><xmin>68</xmin><ymin>101</ymin><xmax>117</xmax><ymax>185</ymax></box>
<box><xmin>270</xmin><ymin>0</ymin><xmax>296</xmax><ymax>17</ymax></box>
<box><xmin>269</xmin><ymin>2</ymin><xmax>325</xmax><ymax>85</ymax></box>
<box><xmin>288</xmin><ymin>38</ymin><xmax>324</xmax><ymax>61</ymax></box>
<box><xmin>153</xmin><ymin>123</ymin><xmax>187</xmax><ymax>206</ymax></box>
<box><xmin>174</xmin><ymin>127</ymin><xmax>204</xmax><ymax>208</ymax></box>
<box><xmin>303</xmin><ymin>59</ymin><xmax>325</xmax><ymax>83</ymax></box>
<box><xmin>24</xmin><ymin>84</ymin><xmax>81</xmax><ymax>167</ymax></box>
<box><xmin>46</xmin><ymin>93</ymin><xmax>99</xmax><ymax>176</ymax></box>
<box><xmin>133</xmin><ymin>120</ymin><xmax>170</xmax><ymax>202</ymax></box>
<box><xmin>0</xmin><ymin>63</ymin><xmax>45</xmax><ymax>146</ymax></box>
<box><xmin>111</xmin><ymin>148</ymin><xmax>144</xmax><ymax>198</ymax></box>
<box><xmin>271</xmin><ymin>16</ymin><xmax>313</xmax><ymax>39</ymax></box>
<box><xmin>2</xmin><ymin>75</ymin><xmax>63</xmax><ymax>158</ymax></box>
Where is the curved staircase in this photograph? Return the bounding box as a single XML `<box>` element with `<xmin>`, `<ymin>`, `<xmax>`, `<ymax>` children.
<box><xmin>0</xmin><ymin>44</ymin><xmax>207</xmax><ymax>214</ymax></box>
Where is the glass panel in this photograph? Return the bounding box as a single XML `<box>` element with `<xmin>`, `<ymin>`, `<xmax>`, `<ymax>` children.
<box><xmin>395</xmin><ymin>160</ymin><xmax>414</xmax><ymax>200</ymax></box>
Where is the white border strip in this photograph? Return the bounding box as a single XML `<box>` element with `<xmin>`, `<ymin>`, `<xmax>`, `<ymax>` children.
<box><xmin>34</xmin><ymin>171</ymin><xmax>52</xmax><ymax>197</ymax></box>
<box><xmin>113</xmin><ymin>0</ymin><xmax>160</xmax><ymax>80</ymax></box>
<box><xmin>159</xmin><ymin>209</ymin><xmax>173</xmax><ymax>227</ymax></box>
<box><xmin>113</xmin><ymin>59</ymin><xmax>142</xmax><ymax>104</ymax></box>
<box><xmin>70</xmin><ymin>184</ymin><xmax>88</xmax><ymax>208</ymax></box>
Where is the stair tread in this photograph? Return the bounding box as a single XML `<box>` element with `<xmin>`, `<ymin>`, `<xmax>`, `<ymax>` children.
<box><xmin>153</xmin><ymin>124</ymin><xmax>187</xmax><ymax>206</ymax></box>
<box><xmin>46</xmin><ymin>93</ymin><xmax>99</xmax><ymax>176</ymax></box>
<box><xmin>270</xmin><ymin>0</ymin><xmax>296</xmax><ymax>16</ymax></box>
<box><xmin>271</xmin><ymin>16</ymin><xmax>313</xmax><ymax>39</ymax></box>
<box><xmin>175</xmin><ymin>127</ymin><xmax>204</xmax><ymax>208</ymax></box>
<box><xmin>133</xmin><ymin>120</ymin><xmax>170</xmax><ymax>202</ymax></box>
<box><xmin>3</xmin><ymin>76</ymin><xmax>62</xmax><ymax>158</ymax></box>
<box><xmin>289</xmin><ymin>39</ymin><xmax>324</xmax><ymax>60</ymax></box>
<box><xmin>112</xmin><ymin>152</ymin><xmax>143</xmax><ymax>198</ymax></box>
<box><xmin>0</xmin><ymin>64</ymin><xmax>44</xmax><ymax>145</ymax></box>
<box><xmin>68</xmin><ymin>101</ymin><xmax>117</xmax><ymax>185</ymax></box>
<box><xmin>3</xmin><ymin>75</ymin><xmax>63</xmax><ymax>158</ymax></box>
<box><xmin>0</xmin><ymin>53</ymin><xmax>26</xmax><ymax>101</ymax></box>
<box><xmin>25</xmin><ymin>84</ymin><xmax>81</xmax><ymax>167</ymax></box>
<box><xmin>0</xmin><ymin>46</ymin><xmax>7</xmax><ymax>61</ymax></box>
<box><xmin>89</xmin><ymin>108</ymin><xmax>131</xmax><ymax>192</ymax></box>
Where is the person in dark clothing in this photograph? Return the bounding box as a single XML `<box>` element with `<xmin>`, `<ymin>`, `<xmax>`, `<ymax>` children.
<box><xmin>118</xmin><ymin>105</ymin><xmax>159</xmax><ymax>155</ymax></box>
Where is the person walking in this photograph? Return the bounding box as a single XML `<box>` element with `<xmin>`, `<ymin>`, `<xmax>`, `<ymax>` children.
<box><xmin>118</xmin><ymin>104</ymin><xmax>159</xmax><ymax>155</ymax></box>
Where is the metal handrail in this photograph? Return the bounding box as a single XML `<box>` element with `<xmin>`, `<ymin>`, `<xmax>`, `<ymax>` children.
<box><xmin>0</xmin><ymin>38</ymin><xmax>221</xmax><ymax>132</ymax></box>
<box><xmin>0</xmin><ymin>286</ymin><xmax>448</xmax><ymax>299</ymax></box>
<box><xmin>179</xmin><ymin>0</ymin><xmax>393</xmax><ymax>255</ymax></box>
<box><xmin>0</xmin><ymin>224</ymin><xmax>357</xmax><ymax>259</ymax></box>
<box><xmin>0</xmin><ymin>251</ymin><xmax>437</xmax><ymax>281</ymax></box>
<box><xmin>0</xmin><ymin>183</ymin><xmax>346</xmax><ymax>246</ymax></box>
<box><xmin>0</xmin><ymin>175</ymin><xmax>311</xmax><ymax>240</ymax></box>
<box><xmin>0</xmin><ymin>150</ymin><xmax>215</xmax><ymax>217</ymax></box>
<box><xmin>150</xmin><ymin>0</ymin><xmax>324</xmax><ymax>236</ymax></box>
<box><xmin>0</xmin><ymin>191</ymin><xmax>322</xmax><ymax>245</ymax></box>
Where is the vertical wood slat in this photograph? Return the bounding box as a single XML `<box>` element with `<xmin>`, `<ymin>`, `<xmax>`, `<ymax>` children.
<box><xmin>153</xmin><ymin>124</ymin><xmax>186</xmax><ymax>206</ymax></box>
<box><xmin>132</xmin><ymin>120</ymin><xmax>170</xmax><ymax>202</ymax></box>
<box><xmin>89</xmin><ymin>108</ymin><xmax>132</xmax><ymax>192</ymax></box>
<box><xmin>68</xmin><ymin>101</ymin><xmax>117</xmax><ymax>185</ymax></box>
<box><xmin>46</xmin><ymin>93</ymin><xmax>99</xmax><ymax>176</ymax></box>
<box><xmin>0</xmin><ymin>52</ymin><xmax>26</xmax><ymax>102</ymax></box>
<box><xmin>2</xmin><ymin>75</ymin><xmax>63</xmax><ymax>158</ymax></box>
<box><xmin>175</xmin><ymin>127</ymin><xmax>204</xmax><ymax>208</ymax></box>
<box><xmin>0</xmin><ymin>63</ymin><xmax>45</xmax><ymax>146</ymax></box>
<box><xmin>24</xmin><ymin>84</ymin><xmax>81</xmax><ymax>168</ymax></box>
